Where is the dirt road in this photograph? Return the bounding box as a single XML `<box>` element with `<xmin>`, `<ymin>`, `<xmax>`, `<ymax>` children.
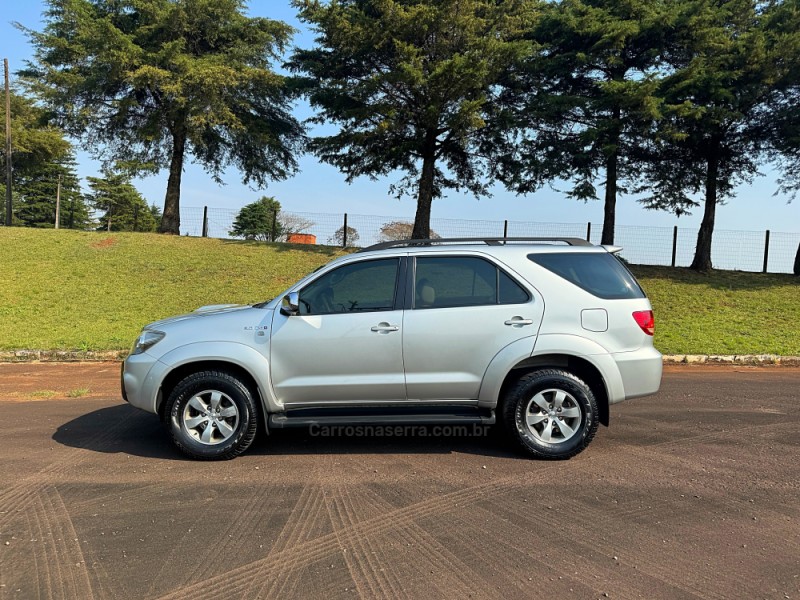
<box><xmin>0</xmin><ymin>363</ymin><xmax>798</xmax><ymax>599</ymax></box>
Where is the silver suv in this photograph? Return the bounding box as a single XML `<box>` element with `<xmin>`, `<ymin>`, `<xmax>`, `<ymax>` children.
<box><xmin>122</xmin><ymin>237</ymin><xmax>661</xmax><ymax>460</ymax></box>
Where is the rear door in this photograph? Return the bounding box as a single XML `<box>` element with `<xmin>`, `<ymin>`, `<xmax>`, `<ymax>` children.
<box><xmin>402</xmin><ymin>254</ymin><xmax>543</xmax><ymax>401</ymax></box>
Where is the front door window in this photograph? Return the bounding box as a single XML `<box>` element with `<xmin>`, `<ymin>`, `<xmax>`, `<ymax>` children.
<box><xmin>300</xmin><ymin>258</ymin><xmax>399</xmax><ymax>314</ymax></box>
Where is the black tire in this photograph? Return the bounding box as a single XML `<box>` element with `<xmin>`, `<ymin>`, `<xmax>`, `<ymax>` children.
<box><xmin>166</xmin><ymin>370</ymin><xmax>259</xmax><ymax>460</ymax></box>
<box><xmin>502</xmin><ymin>369</ymin><xmax>599</xmax><ymax>460</ymax></box>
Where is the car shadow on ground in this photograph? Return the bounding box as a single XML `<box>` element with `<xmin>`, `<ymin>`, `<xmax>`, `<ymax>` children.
<box><xmin>53</xmin><ymin>404</ymin><xmax>522</xmax><ymax>461</ymax></box>
<box><xmin>52</xmin><ymin>404</ymin><xmax>179</xmax><ymax>460</ymax></box>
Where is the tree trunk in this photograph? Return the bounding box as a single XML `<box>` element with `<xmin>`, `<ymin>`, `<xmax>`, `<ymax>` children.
<box><xmin>601</xmin><ymin>150</ymin><xmax>618</xmax><ymax>245</ymax></box>
<box><xmin>411</xmin><ymin>131</ymin><xmax>437</xmax><ymax>240</ymax></box>
<box><xmin>794</xmin><ymin>242</ymin><xmax>800</xmax><ymax>276</ymax></box>
<box><xmin>159</xmin><ymin>124</ymin><xmax>187</xmax><ymax>234</ymax></box>
<box><xmin>600</xmin><ymin>105</ymin><xmax>621</xmax><ymax>246</ymax></box>
<box><xmin>690</xmin><ymin>149</ymin><xmax>719</xmax><ymax>272</ymax></box>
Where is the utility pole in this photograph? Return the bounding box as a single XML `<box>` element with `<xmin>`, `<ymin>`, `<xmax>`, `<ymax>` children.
<box><xmin>55</xmin><ymin>174</ymin><xmax>62</xmax><ymax>229</ymax></box>
<box><xmin>4</xmin><ymin>58</ymin><xmax>12</xmax><ymax>226</ymax></box>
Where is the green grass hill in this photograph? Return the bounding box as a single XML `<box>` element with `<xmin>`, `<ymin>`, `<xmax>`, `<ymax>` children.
<box><xmin>1</xmin><ymin>228</ymin><xmax>797</xmax><ymax>355</ymax></box>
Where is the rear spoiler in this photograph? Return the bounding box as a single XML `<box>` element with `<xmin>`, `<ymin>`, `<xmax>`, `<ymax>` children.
<box><xmin>602</xmin><ymin>245</ymin><xmax>623</xmax><ymax>254</ymax></box>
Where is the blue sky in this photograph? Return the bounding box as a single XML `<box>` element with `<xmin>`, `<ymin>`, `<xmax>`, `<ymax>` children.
<box><xmin>2</xmin><ymin>1</ymin><xmax>798</xmax><ymax>233</ymax></box>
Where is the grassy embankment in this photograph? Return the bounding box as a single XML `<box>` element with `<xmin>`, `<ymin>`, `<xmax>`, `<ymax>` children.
<box><xmin>1</xmin><ymin>228</ymin><xmax>798</xmax><ymax>355</ymax></box>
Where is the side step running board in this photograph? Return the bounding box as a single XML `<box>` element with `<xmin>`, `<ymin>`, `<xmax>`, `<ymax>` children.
<box><xmin>269</xmin><ymin>407</ymin><xmax>495</xmax><ymax>429</ymax></box>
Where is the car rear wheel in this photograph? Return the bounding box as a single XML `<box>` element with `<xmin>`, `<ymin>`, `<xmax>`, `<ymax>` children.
<box><xmin>502</xmin><ymin>369</ymin><xmax>599</xmax><ymax>460</ymax></box>
<box><xmin>166</xmin><ymin>370</ymin><xmax>259</xmax><ymax>460</ymax></box>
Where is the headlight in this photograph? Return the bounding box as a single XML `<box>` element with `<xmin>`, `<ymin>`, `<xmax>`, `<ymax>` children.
<box><xmin>131</xmin><ymin>330</ymin><xmax>165</xmax><ymax>355</ymax></box>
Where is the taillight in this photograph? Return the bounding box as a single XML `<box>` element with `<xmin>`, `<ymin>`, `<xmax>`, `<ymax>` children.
<box><xmin>633</xmin><ymin>310</ymin><xmax>655</xmax><ymax>336</ymax></box>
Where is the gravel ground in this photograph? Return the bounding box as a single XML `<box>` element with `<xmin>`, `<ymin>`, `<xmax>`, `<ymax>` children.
<box><xmin>0</xmin><ymin>363</ymin><xmax>798</xmax><ymax>600</ymax></box>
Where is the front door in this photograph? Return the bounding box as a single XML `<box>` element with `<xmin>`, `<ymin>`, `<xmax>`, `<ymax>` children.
<box><xmin>270</xmin><ymin>257</ymin><xmax>406</xmax><ymax>406</ymax></box>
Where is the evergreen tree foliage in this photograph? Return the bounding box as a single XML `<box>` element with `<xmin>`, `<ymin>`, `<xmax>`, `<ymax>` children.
<box><xmin>229</xmin><ymin>196</ymin><xmax>314</xmax><ymax>242</ymax></box>
<box><xmin>0</xmin><ymin>90</ymin><xmax>70</xmax><ymax>177</ymax></box>
<box><xmin>290</xmin><ymin>0</ymin><xmax>535</xmax><ymax>239</ymax></box>
<box><xmin>16</xmin><ymin>151</ymin><xmax>92</xmax><ymax>229</ymax></box>
<box><xmin>0</xmin><ymin>90</ymin><xmax>84</xmax><ymax>226</ymax></box>
<box><xmin>231</xmin><ymin>196</ymin><xmax>283</xmax><ymax>241</ymax></box>
<box><xmin>86</xmin><ymin>171</ymin><xmax>157</xmax><ymax>232</ymax></box>
<box><xmin>20</xmin><ymin>0</ymin><xmax>305</xmax><ymax>234</ymax></box>
<box><xmin>495</xmin><ymin>0</ymin><xmax>671</xmax><ymax>245</ymax></box>
<box><xmin>637</xmin><ymin>0</ymin><xmax>797</xmax><ymax>271</ymax></box>
<box><xmin>763</xmin><ymin>1</ymin><xmax>800</xmax><ymax>200</ymax></box>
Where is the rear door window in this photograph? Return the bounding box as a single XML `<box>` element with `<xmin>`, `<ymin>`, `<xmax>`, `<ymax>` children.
<box><xmin>414</xmin><ymin>256</ymin><xmax>529</xmax><ymax>309</ymax></box>
<box><xmin>528</xmin><ymin>252</ymin><xmax>645</xmax><ymax>299</ymax></box>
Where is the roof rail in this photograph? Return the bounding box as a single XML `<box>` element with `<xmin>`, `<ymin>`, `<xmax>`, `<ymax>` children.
<box><xmin>358</xmin><ymin>237</ymin><xmax>594</xmax><ymax>253</ymax></box>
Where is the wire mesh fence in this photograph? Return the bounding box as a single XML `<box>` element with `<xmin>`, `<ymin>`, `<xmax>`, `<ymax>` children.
<box><xmin>710</xmin><ymin>229</ymin><xmax>767</xmax><ymax>272</ymax></box>
<box><xmin>675</xmin><ymin>227</ymin><xmax>700</xmax><ymax>268</ymax></box>
<box><xmin>770</xmin><ymin>231</ymin><xmax>800</xmax><ymax>273</ymax></box>
<box><xmin>179</xmin><ymin>205</ymin><xmax>800</xmax><ymax>274</ymax></box>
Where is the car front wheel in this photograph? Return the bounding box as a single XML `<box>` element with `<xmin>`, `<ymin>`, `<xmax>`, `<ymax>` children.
<box><xmin>502</xmin><ymin>369</ymin><xmax>599</xmax><ymax>460</ymax></box>
<box><xmin>166</xmin><ymin>370</ymin><xmax>259</xmax><ymax>460</ymax></box>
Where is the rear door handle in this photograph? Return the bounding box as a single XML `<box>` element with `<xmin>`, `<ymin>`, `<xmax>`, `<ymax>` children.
<box><xmin>371</xmin><ymin>322</ymin><xmax>400</xmax><ymax>333</ymax></box>
<box><xmin>504</xmin><ymin>317</ymin><xmax>534</xmax><ymax>327</ymax></box>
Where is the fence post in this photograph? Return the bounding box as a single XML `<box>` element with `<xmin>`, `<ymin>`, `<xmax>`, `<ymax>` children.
<box><xmin>271</xmin><ymin>208</ymin><xmax>278</xmax><ymax>242</ymax></box>
<box><xmin>503</xmin><ymin>220</ymin><xmax>508</xmax><ymax>239</ymax></box>
<box><xmin>671</xmin><ymin>226</ymin><xmax>678</xmax><ymax>268</ymax></box>
<box><xmin>54</xmin><ymin>174</ymin><xmax>61</xmax><ymax>229</ymax></box>
<box><xmin>343</xmin><ymin>213</ymin><xmax>348</xmax><ymax>248</ymax></box>
<box><xmin>201</xmin><ymin>206</ymin><xmax>208</xmax><ymax>237</ymax></box>
<box><xmin>586</xmin><ymin>222</ymin><xmax>591</xmax><ymax>242</ymax></box>
<box><xmin>763</xmin><ymin>230</ymin><xmax>770</xmax><ymax>273</ymax></box>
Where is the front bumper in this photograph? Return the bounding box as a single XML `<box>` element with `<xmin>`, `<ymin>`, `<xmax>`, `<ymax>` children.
<box><xmin>120</xmin><ymin>361</ymin><xmax>128</xmax><ymax>402</ymax></box>
<box><xmin>122</xmin><ymin>352</ymin><xmax>168</xmax><ymax>414</ymax></box>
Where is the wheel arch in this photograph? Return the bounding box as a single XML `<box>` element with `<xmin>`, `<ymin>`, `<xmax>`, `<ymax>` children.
<box><xmin>498</xmin><ymin>354</ymin><xmax>610</xmax><ymax>427</ymax></box>
<box><xmin>157</xmin><ymin>360</ymin><xmax>265</xmax><ymax>429</ymax></box>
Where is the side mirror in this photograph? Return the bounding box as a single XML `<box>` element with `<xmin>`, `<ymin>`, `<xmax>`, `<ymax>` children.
<box><xmin>281</xmin><ymin>292</ymin><xmax>300</xmax><ymax>316</ymax></box>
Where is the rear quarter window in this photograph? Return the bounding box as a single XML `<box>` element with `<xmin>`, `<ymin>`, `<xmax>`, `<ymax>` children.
<box><xmin>528</xmin><ymin>252</ymin><xmax>646</xmax><ymax>300</ymax></box>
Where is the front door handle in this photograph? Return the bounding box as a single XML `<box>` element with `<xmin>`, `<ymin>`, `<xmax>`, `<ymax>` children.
<box><xmin>504</xmin><ymin>317</ymin><xmax>534</xmax><ymax>327</ymax></box>
<box><xmin>371</xmin><ymin>322</ymin><xmax>400</xmax><ymax>333</ymax></box>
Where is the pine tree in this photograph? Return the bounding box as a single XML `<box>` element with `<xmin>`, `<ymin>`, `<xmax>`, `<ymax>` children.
<box><xmin>21</xmin><ymin>0</ymin><xmax>304</xmax><ymax>234</ymax></box>
<box><xmin>86</xmin><ymin>171</ymin><xmax>155</xmax><ymax>232</ymax></box>
<box><xmin>16</xmin><ymin>151</ymin><xmax>91</xmax><ymax>229</ymax></box>
<box><xmin>638</xmin><ymin>0</ymin><xmax>795</xmax><ymax>271</ymax></box>
<box><xmin>495</xmin><ymin>0</ymin><xmax>672</xmax><ymax>245</ymax></box>
<box><xmin>290</xmin><ymin>0</ymin><xmax>534</xmax><ymax>239</ymax></box>
<box><xmin>0</xmin><ymin>89</ymin><xmax>72</xmax><ymax>223</ymax></box>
